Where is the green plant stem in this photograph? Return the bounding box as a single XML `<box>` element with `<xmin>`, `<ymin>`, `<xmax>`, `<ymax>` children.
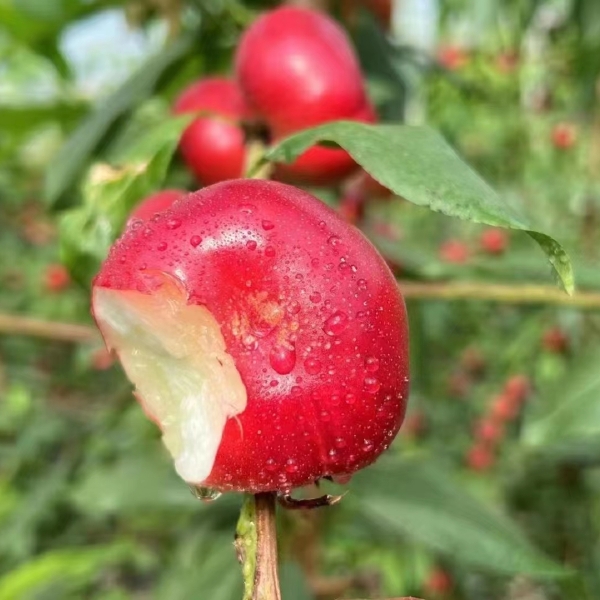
<box><xmin>236</xmin><ymin>493</ymin><xmax>281</xmax><ymax>600</ymax></box>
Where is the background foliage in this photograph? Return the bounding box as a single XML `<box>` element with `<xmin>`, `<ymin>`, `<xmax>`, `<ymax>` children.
<box><xmin>1</xmin><ymin>0</ymin><xmax>600</xmax><ymax>598</ymax></box>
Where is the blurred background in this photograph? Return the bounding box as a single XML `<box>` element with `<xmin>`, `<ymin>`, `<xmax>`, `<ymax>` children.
<box><xmin>1</xmin><ymin>0</ymin><xmax>600</xmax><ymax>598</ymax></box>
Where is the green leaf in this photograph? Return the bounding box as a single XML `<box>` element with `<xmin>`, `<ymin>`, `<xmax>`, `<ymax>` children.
<box><xmin>280</xmin><ymin>563</ymin><xmax>313</xmax><ymax>600</ymax></box>
<box><xmin>59</xmin><ymin>111</ymin><xmax>192</xmax><ymax>285</ymax></box>
<box><xmin>350</xmin><ymin>454</ymin><xmax>568</xmax><ymax>577</ymax></box>
<box><xmin>44</xmin><ymin>32</ymin><xmax>194</xmax><ymax>206</ymax></box>
<box><xmin>156</xmin><ymin>528</ymin><xmax>242</xmax><ymax>600</ymax></box>
<box><xmin>0</xmin><ymin>543</ymin><xmax>138</xmax><ymax>600</ymax></box>
<box><xmin>262</xmin><ymin>122</ymin><xmax>574</xmax><ymax>293</ymax></box>
<box><xmin>522</xmin><ymin>348</ymin><xmax>600</xmax><ymax>462</ymax></box>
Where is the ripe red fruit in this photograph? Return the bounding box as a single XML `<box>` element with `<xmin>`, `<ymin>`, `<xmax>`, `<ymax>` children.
<box><xmin>129</xmin><ymin>189</ymin><xmax>186</xmax><ymax>223</ymax></box>
<box><xmin>425</xmin><ymin>567</ymin><xmax>453</xmax><ymax>594</ymax></box>
<box><xmin>437</xmin><ymin>45</ymin><xmax>469</xmax><ymax>70</ymax></box>
<box><xmin>44</xmin><ymin>264</ymin><xmax>70</xmax><ymax>292</ymax></box>
<box><xmin>466</xmin><ymin>444</ymin><xmax>494</xmax><ymax>472</ymax></box>
<box><xmin>474</xmin><ymin>418</ymin><xmax>504</xmax><ymax>445</ymax></box>
<box><xmin>551</xmin><ymin>123</ymin><xmax>577</xmax><ymax>150</ymax></box>
<box><xmin>503</xmin><ymin>374</ymin><xmax>531</xmax><ymax>406</ymax></box>
<box><xmin>542</xmin><ymin>327</ymin><xmax>569</xmax><ymax>354</ymax></box>
<box><xmin>439</xmin><ymin>239</ymin><xmax>469</xmax><ymax>264</ymax></box>
<box><xmin>92</xmin><ymin>179</ymin><xmax>409</xmax><ymax>493</ymax></box>
<box><xmin>235</xmin><ymin>7</ymin><xmax>375</xmax><ymax>184</ymax></box>
<box><xmin>173</xmin><ymin>78</ymin><xmax>249</xmax><ymax>185</ymax></box>
<box><xmin>490</xmin><ymin>393</ymin><xmax>519</xmax><ymax>422</ymax></box>
<box><xmin>480</xmin><ymin>228</ymin><xmax>508</xmax><ymax>255</ymax></box>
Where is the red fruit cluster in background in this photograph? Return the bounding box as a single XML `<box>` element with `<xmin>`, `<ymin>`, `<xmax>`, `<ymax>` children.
<box><xmin>44</xmin><ymin>264</ymin><xmax>70</xmax><ymax>292</ymax></box>
<box><xmin>542</xmin><ymin>326</ymin><xmax>569</xmax><ymax>354</ymax></box>
<box><xmin>437</xmin><ymin>45</ymin><xmax>469</xmax><ymax>70</ymax></box>
<box><xmin>173</xmin><ymin>80</ymin><xmax>249</xmax><ymax>186</ymax></box>
<box><xmin>439</xmin><ymin>239</ymin><xmax>470</xmax><ymax>264</ymax></box>
<box><xmin>467</xmin><ymin>374</ymin><xmax>531</xmax><ymax>472</ymax></box>
<box><xmin>175</xmin><ymin>7</ymin><xmax>375</xmax><ymax>187</ymax></box>
<box><xmin>425</xmin><ymin>567</ymin><xmax>453</xmax><ymax>595</ymax></box>
<box><xmin>479</xmin><ymin>228</ymin><xmax>508</xmax><ymax>255</ymax></box>
<box><xmin>551</xmin><ymin>122</ymin><xmax>577</xmax><ymax>149</ymax></box>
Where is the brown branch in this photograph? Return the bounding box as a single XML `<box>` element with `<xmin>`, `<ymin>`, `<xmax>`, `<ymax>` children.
<box><xmin>398</xmin><ymin>281</ymin><xmax>600</xmax><ymax>308</ymax></box>
<box><xmin>254</xmin><ymin>492</ymin><xmax>282</xmax><ymax>600</ymax></box>
<box><xmin>0</xmin><ymin>313</ymin><xmax>98</xmax><ymax>343</ymax></box>
<box><xmin>1</xmin><ymin>281</ymin><xmax>599</xmax><ymax>345</ymax></box>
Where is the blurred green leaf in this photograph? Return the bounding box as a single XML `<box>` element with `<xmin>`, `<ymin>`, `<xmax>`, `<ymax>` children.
<box><xmin>70</xmin><ymin>453</ymin><xmax>195</xmax><ymax>517</ymax></box>
<box><xmin>59</xmin><ymin>111</ymin><xmax>191</xmax><ymax>284</ymax></box>
<box><xmin>263</xmin><ymin>122</ymin><xmax>574</xmax><ymax>293</ymax></box>
<box><xmin>44</xmin><ymin>32</ymin><xmax>194</xmax><ymax>206</ymax></box>
<box><xmin>523</xmin><ymin>348</ymin><xmax>600</xmax><ymax>462</ymax></box>
<box><xmin>0</xmin><ymin>542</ymin><xmax>141</xmax><ymax>600</ymax></box>
<box><xmin>279</xmin><ymin>563</ymin><xmax>313</xmax><ymax>600</ymax></box>
<box><xmin>350</xmin><ymin>455</ymin><xmax>568</xmax><ymax>577</ymax></box>
<box><xmin>156</xmin><ymin>528</ymin><xmax>242</xmax><ymax>600</ymax></box>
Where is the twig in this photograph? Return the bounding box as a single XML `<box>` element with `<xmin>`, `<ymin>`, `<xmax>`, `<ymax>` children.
<box><xmin>0</xmin><ymin>313</ymin><xmax>98</xmax><ymax>343</ymax></box>
<box><xmin>1</xmin><ymin>281</ymin><xmax>599</xmax><ymax>345</ymax></box>
<box><xmin>236</xmin><ymin>493</ymin><xmax>282</xmax><ymax>600</ymax></box>
<box><xmin>398</xmin><ymin>281</ymin><xmax>600</xmax><ymax>308</ymax></box>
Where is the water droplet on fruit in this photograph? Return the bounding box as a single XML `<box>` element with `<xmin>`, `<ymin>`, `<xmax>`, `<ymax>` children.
<box><xmin>287</xmin><ymin>300</ymin><xmax>301</xmax><ymax>315</ymax></box>
<box><xmin>190</xmin><ymin>235</ymin><xmax>202</xmax><ymax>247</ymax></box>
<box><xmin>285</xmin><ymin>459</ymin><xmax>298</xmax><ymax>473</ymax></box>
<box><xmin>265</xmin><ymin>458</ymin><xmax>277</xmax><ymax>471</ymax></box>
<box><xmin>269</xmin><ymin>344</ymin><xmax>296</xmax><ymax>375</ymax></box>
<box><xmin>362</xmin><ymin>440</ymin><xmax>374</xmax><ymax>453</ymax></box>
<box><xmin>166</xmin><ymin>218</ymin><xmax>181</xmax><ymax>230</ymax></box>
<box><xmin>265</xmin><ymin>246</ymin><xmax>276</xmax><ymax>257</ymax></box>
<box><xmin>309</xmin><ymin>292</ymin><xmax>322</xmax><ymax>303</ymax></box>
<box><xmin>345</xmin><ymin>392</ymin><xmax>356</xmax><ymax>404</ymax></box>
<box><xmin>242</xmin><ymin>334</ymin><xmax>258</xmax><ymax>350</ymax></box>
<box><xmin>157</xmin><ymin>241</ymin><xmax>168</xmax><ymax>251</ymax></box>
<box><xmin>328</xmin><ymin>235</ymin><xmax>342</xmax><ymax>247</ymax></box>
<box><xmin>246</xmin><ymin>240</ymin><xmax>257</xmax><ymax>250</ymax></box>
<box><xmin>262</xmin><ymin>219</ymin><xmax>275</xmax><ymax>230</ymax></box>
<box><xmin>334</xmin><ymin>437</ymin><xmax>347</xmax><ymax>448</ymax></box>
<box><xmin>239</xmin><ymin>203</ymin><xmax>256</xmax><ymax>213</ymax></box>
<box><xmin>304</xmin><ymin>357</ymin><xmax>322</xmax><ymax>375</ymax></box>
<box><xmin>364</xmin><ymin>376</ymin><xmax>381</xmax><ymax>393</ymax></box>
<box><xmin>189</xmin><ymin>486</ymin><xmax>221</xmax><ymax>502</ymax></box>
<box><xmin>357</xmin><ymin>279</ymin><xmax>368</xmax><ymax>291</ymax></box>
<box><xmin>365</xmin><ymin>356</ymin><xmax>380</xmax><ymax>372</ymax></box>
<box><xmin>320</xmin><ymin>410</ymin><xmax>331</xmax><ymax>422</ymax></box>
<box><xmin>323</xmin><ymin>311</ymin><xmax>349</xmax><ymax>336</ymax></box>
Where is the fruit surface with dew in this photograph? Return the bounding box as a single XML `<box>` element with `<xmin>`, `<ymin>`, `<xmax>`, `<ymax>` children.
<box><xmin>92</xmin><ymin>179</ymin><xmax>409</xmax><ymax>493</ymax></box>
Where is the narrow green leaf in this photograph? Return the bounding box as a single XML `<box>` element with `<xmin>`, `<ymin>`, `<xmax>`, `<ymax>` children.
<box><xmin>0</xmin><ymin>543</ymin><xmax>137</xmax><ymax>600</ymax></box>
<box><xmin>350</xmin><ymin>455</ymin><xmax>568</xmax><ymax>577</ymax></box>
<box><xmin>523</xmin><ymin>348</ymin><xmax>600</xmax><ymax>462</ymax></box>
<box><xmin>44</xmin><ymin>33</ymin><xmax>194</xmax><ymax>206</ymax></box>
<box><xmin>262</xmin><ymin>122</ymin><xmax>574</xmax><ymax>293</ymax></box>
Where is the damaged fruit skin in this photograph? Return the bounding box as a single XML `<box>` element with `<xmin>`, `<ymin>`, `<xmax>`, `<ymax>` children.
<box><xmin>92</xmin><ymin>179</ymin><xmax>409</xmax><ymax>493</ymax></box>
<box><xmin>173</xmin><ymin>78</ymin><xmax>249</xmax><ymax>185</ymax></box>
<box><xmin>236</xmin><ymin>7</ymin><xmax>375</xmax><ymax>184</ymax></box>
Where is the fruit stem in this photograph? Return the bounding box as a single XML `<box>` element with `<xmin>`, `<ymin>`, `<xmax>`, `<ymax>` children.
<box><xmin>236</xmin><ymin>492</ymin><xmax>282</xmax><ymax>600</ymax></box>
